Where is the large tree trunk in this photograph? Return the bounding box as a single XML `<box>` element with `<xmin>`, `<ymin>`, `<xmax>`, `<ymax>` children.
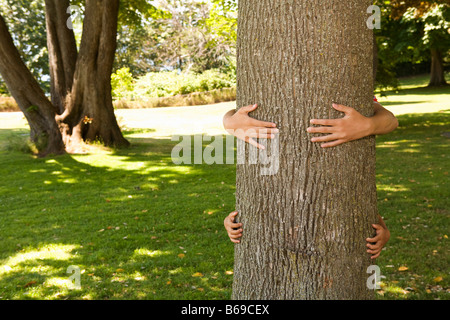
<box><xmin>45</xmin><ymin>0</ymin><xmax>78</xmax><ymax>114</ymax></box>
<box><xmin>373</xmin><ymin>35</ymin><xmax>378</xmax><ymax>83</ymax></box>
<box><xmin>60</xmin><ymin>0</ymin><xmax>129</xmax><ymax>148</ymax></box>
<box><xmin>0</xmin><ymin>15</ymin><xmax>65</xmax><ymax>156</ymax></box>
<box><xmin>233</xmin><ymin>0</ymin><xmax>378</xmax><ymax>300</ymax></box>
<box><xmin>428</xmin><ymin>48</ymin><xmax>448</xmax><ymax>87</ymax></box>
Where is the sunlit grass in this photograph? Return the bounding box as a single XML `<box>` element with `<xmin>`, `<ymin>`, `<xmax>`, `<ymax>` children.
<box><xmin>0</xmin><ymin>76</ymin><xmax>449</xmax><ymax>300</ymax></box>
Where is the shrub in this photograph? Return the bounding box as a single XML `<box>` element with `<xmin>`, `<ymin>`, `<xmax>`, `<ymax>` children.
<box><xmin>0</xmin><ymin>96</ymin><xmax>19</xmax><ymax>112</ymax></box>
<box><xmin>111</xmin><ymin>67</ymin><xmax>135</xmax><ymax>100</ymax></box>
<box><xmin>131</xmin><ymin>69</ymin><xmax>236</xmax><ymax>100</ymax></box>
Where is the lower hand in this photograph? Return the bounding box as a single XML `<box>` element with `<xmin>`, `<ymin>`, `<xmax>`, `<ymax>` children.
<box><xmin>366</xmin><ymin>224</ymin><xmax>390</xmax><ymax>259</ymax></box>
<box><xmin>224</xmin><ymin>211</ymin><xmax>243</xmax><ymax>243</ymax></box>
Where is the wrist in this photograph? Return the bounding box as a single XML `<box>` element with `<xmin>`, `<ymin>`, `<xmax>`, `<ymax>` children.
<box><xmin>223</xmin><ymin>110</ymin><xmax>235</xmax><ymax>129</ymax></box>
<box><xmin>365</xmin><ymin>116</ymin><xmax>376</xmax><ymax>137</ymax></box>
<box><xmin>223</xmin><ymin>110</ymin><xmax>239</xmax><ymax>136</ymax></box>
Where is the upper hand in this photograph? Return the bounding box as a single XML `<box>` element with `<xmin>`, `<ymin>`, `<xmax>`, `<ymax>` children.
<box><xmin>307</xmin><ymin>103</ymin><xmax>373</xmax><ymax>148</ymax></box>
<box><xmin>223</xmin><ymin>104</ymin><xmax>279</xmax><ymax>150</ymax></box>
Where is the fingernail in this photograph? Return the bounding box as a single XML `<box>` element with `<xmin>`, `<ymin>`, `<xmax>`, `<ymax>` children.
<box><xmin>307</xmin><ymin>127</ymin><xmax>312</xmax><ymax>132</ymax></box>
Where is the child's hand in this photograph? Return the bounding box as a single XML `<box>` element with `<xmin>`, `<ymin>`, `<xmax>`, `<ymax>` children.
<box><xmin>366</xmin><ymin>224</ymin><xmax>390</xmax><ymax>259</ymax></box>
<box><xmin>224</xmin><ymin>211</ymin><xmax>243</xmax><ymax>243</ymax></box>
<box><xmin>223</xmin><ymin>104</ymin><xmax>278</xmax><ymax>150</ymax></box>
<box><xmin>307</xmin><ymin>103</ymin><xmax>372</xmax><ymax>148</ymax></box>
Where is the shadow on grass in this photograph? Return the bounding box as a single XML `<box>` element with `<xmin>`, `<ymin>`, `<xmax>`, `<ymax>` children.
<box><xmin>0</xmin><ymin>110</ymin><xmax>448</xmax><ymax>300</ymax></box>
<box><xmin>374</xmin><ymin>111</ymin><xmax>449</xmax><ymax>299</ymax></box>
<box><xmin>380</xmin><ymin>85</ymin><xmax>450</xmax><ymax>97</ymax></box>
<box><xmin>380</xmin><ymin>100</ymin><xmax>429</xmax><ymax>107</ymax></box>
<box><xmin>0</xmin><ymin>131</ymin><xmax>237</xmax><ymax>299</ymax></box>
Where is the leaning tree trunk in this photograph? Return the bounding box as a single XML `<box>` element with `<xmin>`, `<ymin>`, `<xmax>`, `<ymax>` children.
<box><xmin>428</xmin><ymin>48</ymin><xmax>448</xmax><ymax>87</ymax></box>
<box><xmin>233</xmin><ymin>0</ymin><xmax>378</xmax><ymax>300</ymax></box>
<box><xmin>59</xmin><ymin>0</ymin><xmax>129</xmax><ymax>148</ymax></box>
<box><xmin>45</xmin><ymin>0</ymin><xmax>78</xmax><ymax>114</ymax></box>
<box><xmin>0</xmin><ymin>15</ymin><xmax>65</xmax><ymax>156</ymax></box>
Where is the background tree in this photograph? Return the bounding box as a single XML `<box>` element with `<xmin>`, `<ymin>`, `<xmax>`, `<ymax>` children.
<box><xmin>233</xmin><ymin>0</ymin><xmax>378</xmax><ymax>299</ymax></box>
<box><xmin>0</xmin><ymin>15</ymin><xmax>65</xmax><ymax>155</ymax></box>
<box><xmin>0</xmin><ymin>0</ymin><xmax>158</xmax><ymax>155</ymax></box>
<box><xmin>375</xmin><ymin>0</ymin><xmax>449</xmax><ymax>89</ymax></box>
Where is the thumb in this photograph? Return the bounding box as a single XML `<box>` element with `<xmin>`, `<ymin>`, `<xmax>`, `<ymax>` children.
<box><xmin>372</xmin><ymin>224</ymin><xmax>382</xmax><ymax>231</ymax></box>
<box><xmin>239</xmin><ymin>104</ymin><xmax>258</xmax><ymax>114</ymax></box>
<box><xmin>332</xmin><ymin>103</ymin><xmax>353</xmax><ymax>115</ymax></box>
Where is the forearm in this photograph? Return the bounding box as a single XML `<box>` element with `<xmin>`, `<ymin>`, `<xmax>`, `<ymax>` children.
<box><xmin>377</xmin><ymin>214</ymin><xmax>388</xmax><ymax>230</ymax></box>
<box><xmin>368</xmin><ymin>102</ymin><xmax>399</xmax><ymax>136</ymax></box>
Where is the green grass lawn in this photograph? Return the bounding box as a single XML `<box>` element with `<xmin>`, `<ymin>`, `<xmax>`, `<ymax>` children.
<box><xmin>0</xmin><ymin>76</ymin><xmax>449</xmax><ymax>300</ymax></box>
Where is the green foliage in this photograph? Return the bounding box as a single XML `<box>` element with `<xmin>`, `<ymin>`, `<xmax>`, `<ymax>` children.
<box><xmin>118</xmin><ymin>0</ymin><xmax>162</xmax><ymax>27</ymax></box>
<box><xmin>374</xmin><ymin>1</ymin><xmax>450</xmax><ymax>89</ymax></box>
<box><xmin>204</xmin><ymin>0</ymin><xmax>237</xmax><ymax>48</ymax></box>
<box><xmin>0</xmin><ymin>0</ymin><xmax>49</xmax><ymax>92</ymax></box>
<box><xmin>116</xmin><ymin>0</ymin><xmax>237</xmax><ymax>76</ymax></box>
<box><xmin>111</xmin><ymin>67</ymin><xmax>135</xmax><ymax>100</ymax></box>
<box><xmin>131</xmin><ymin>69</ymin><xmax>236</xmax><ymax>99</ymax></box>
<box><xmin>0</xmin><ymin>76</ymin><xmax>8</xmax><ymax>95</ymax></box>
<box><xmin>419</xmin><ymin>4</ymin><xmax>450</xmax><ymax>51</ymax></box>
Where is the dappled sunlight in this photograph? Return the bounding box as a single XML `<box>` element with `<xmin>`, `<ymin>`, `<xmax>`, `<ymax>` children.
<box><xmin>0</xmin><ymin>244</ymin><xmax>78</xmax><ymax>276</ymax></box>
<box><xmin>168</xmin><ymin>267</ymin><xmax>183</xmax><ymax>275</ymax></box>
<box><xmin>0</xmin><ymin>244</ymin><xmax>81</xmax><ymax>298</ymax></box>
<box><xmin>398</xmin><ymin>148</ymin><xmax>420</xmax><ymax>153</ymax></box>
<box><xmin>376</xmin><ymin>184</ymin><xmax>410</xmax><ymax>193</ymax></box>
<box><xmin>44</xmin><ymin>276</ymin><xmax>77</xmax><ymax>290</ymax></box>
<box><xmin>378</xmin><ymin>281</ymin><xmax>410</xmax><ymax>298</ymax></box>
<box><xmin>133</xmin><ymin>248</ymin><xmax>172</xmax><ymax>259</ymax></box>
<box><xmin>111</xmin><ymin>270</ymin><xmax>148</xmax><ymax>283</ymax></box>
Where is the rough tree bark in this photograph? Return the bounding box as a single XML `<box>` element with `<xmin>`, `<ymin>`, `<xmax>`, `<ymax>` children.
<box><xmin>60</xmin><ymin>0</ymin><xmax>130</xmax><ymax>148</ymax></box>
<box><xmin>428</xmin><ymin>48</ymin><xmax>448</xmax><ymax>87</ymax></box>
<box><xmin>373</xmin><ymin>36</ymin><xmax>378</xmax><ymax>82</ymax></box>
<box><xmin>233</xmin><ymin>0</ymin><xmax>378</xmax><ymax>300</ymax></box>
<box><xmin>0</xmin><ymin>15</ymin><xmax>65</xmax><ymax>156</ymax></box>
